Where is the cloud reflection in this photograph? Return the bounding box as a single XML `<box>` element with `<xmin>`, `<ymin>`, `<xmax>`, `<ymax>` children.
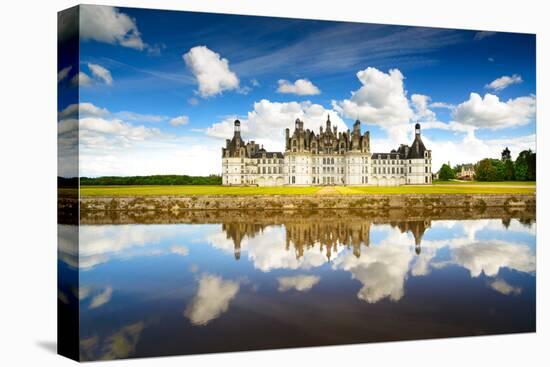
<box><xmin>184</xmin><ymin>274</ymin><xmax>240</xmax><ymax>326</ymax></box>
<box><xmin>277</xmin><ymin>275</ymin><xmax>320</xmax><ymax>292</ymax></box>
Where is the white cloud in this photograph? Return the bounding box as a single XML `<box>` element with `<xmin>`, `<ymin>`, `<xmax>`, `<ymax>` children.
<box><xmin>89</xmin><ymin>287</ymin><xmax>113</xmax><ymax>309</ymax></box>
<box><xmin>70</xmin><ymin>71</ymin><xmax>93</xmax><ymax>87</ymax></box>
<box><xmin>58</xmin><ymin>65</ymin><xmax>72</xmax><ymax>82</ymax></box>
<box><xmin>79</xmin><ymin>117</ymin><xmax>161</xmax><ymax>148</ymax></box>
<box><xmin>277</xmin><ymin>275</ymin><xmax>320</xmax><ymax>292</ymax></box>
<box><xmin>88</xmin><ymin>63</ymin><xmax>113</xmax><ymax>85</ymax></box>
<box><xmin>80</xmin><ymin>5</ymin><xmax>145</xmax><ymax>50</ymax></box>
<box><xmin>188</xmin><ymin>97</ymin><xmax>199</xmax><ymax>106</ymax></box>
<box><xmin>485</xmin><ymin>74</ymin><xmax>522</xmax><ymax>91</ymax></box>
<box><xmin>333</xmin><ymin>229</ymin><xmax>414</xmax><ymax>303</ymax></box>
<box><xmin>59</xmin><ymin>102</ymin><xmax>109</xmax><ymax>120</ymax></box>
<box><xmin>411</xmin><ymin>94</ymin><xmax>436</xmax><ymax>121</ymax></box>
<box><xmin>452</xmin><ymin>241</ymin><xmax>535</xmax><ymax>277</ymax></box>
<box><xmin>429</xmin><ymin>101</ymin><xmax>455</xmax><ymax>110</ymax></box>
<box><xmin>169</xmin><ymin>115</ymin><xmax>189</xmax><ymax>127</ymax></box>
<box><xmin>333</xmin><ymin>67</ymin><xmax>413</xmax><ymax>127</ymax></box>
<box><xmin>184</xmin><ymin>274</ymin><xmax>240</xmax><ymax>326</ymax></box>
<box><xmin>206</xmin><ymin>99</ymin><xmax>347</xmax><ymax>152</ymax></box>
<box><xmin>489</xmin><ymin>279</ymin><xmax>522</xmax><ymax>296</ymax></box>
<box><xmin>183</xmin><ymin>46</ymin><xmax>240</xmax><ymax>97</ymax></box>
<box><xmin>170</xmin><ymin>245</ymin><xmax>189</xmax><ymax>257</ymax></box>
<box><xmin>251</xmin><ymin>79</ymin><xmax>260</xmax><ymax>87</ymax></box>
<box><xmin>453</xmin><ymin>93</ymin><xmax>536</xmax><ymax>129</ymax></box>
<box><xmin>277</xmin><ymin>79</ymin><xmax>321</xmax><ymax>95</ymax></box>
<box><xmin>421</xmin><ymin>129</ymin><xmax>535</xmax><ymax>171</ymax></box>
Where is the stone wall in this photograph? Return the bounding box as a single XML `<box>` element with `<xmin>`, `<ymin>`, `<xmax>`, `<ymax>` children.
<box><xmin>77</xmin><ymin>193</ymin><xmax>535</xmax><ymax>212</ymax></box>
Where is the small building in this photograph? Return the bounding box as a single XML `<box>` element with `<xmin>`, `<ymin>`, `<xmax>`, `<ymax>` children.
<box><xmin>457</xmin><ymin>164</ymin><xmax>475</xmax><ymax>180</ymax></box>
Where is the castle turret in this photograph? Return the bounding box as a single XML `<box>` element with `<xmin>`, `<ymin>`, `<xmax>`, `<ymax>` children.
<box><xmin>234</xmin><ymin>119</ymin><xmax>241</xmax><ymax>137</ymax></box>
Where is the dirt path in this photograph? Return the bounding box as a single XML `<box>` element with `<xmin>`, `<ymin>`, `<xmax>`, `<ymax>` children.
<box><xmin>317</xmin><ymin>186</ymin><xmax>339</xmax><ymax>195</ymax></box>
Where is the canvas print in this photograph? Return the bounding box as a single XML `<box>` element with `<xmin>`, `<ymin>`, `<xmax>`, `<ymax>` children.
<box><xmin>58</xmin><ymin>4</ymin><xmax>536</xmax><ymax>362</ymax></box>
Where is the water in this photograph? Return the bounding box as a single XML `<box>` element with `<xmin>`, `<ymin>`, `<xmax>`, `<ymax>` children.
<box><xmin>58</xmin><ymin>208</ymin><xmax>536</xmax><ymax>360</ymax></box>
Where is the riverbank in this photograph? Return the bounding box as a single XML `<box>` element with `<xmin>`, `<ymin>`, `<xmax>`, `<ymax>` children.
<box><xmin>77</xmin><ymin>193</ymin><xmax>535</xmax><ymax>212</ymax></box>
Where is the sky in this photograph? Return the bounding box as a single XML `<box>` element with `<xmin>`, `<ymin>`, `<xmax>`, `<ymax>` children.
<box><xmin>57</xmin><ymin>5</ymin><xmax>536</xmax><ymax>177</ymax></box>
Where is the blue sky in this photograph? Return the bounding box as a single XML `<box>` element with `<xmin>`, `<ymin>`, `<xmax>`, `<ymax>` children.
<box><xmin>57</xmin><ymin>5</ymin><xmax>536</xmax><ymax>177</ymax></box>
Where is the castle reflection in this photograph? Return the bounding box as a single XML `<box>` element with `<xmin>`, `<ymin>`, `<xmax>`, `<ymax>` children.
<box><xmin>221</xmin><ymin>216</ymin><xmax>430</xmax><ymax>261</ymax></box>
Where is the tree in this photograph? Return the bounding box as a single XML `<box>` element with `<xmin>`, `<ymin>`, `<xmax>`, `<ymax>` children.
<box><xmin>501</xmin><ymin>147</ymin><xmax>511</xmax><ymax>161</ymax></box>
<box><xmin>500</xmin><ymin>159</ymin><xmax>515</xmax><ymax>181</ymax></box>
<box><xmin>475</xmin><ymin>159</ymin><xmax>500</xmax><ymax>181</ymax></box>
<box><xmin>438</xmin><ymin>163</ymin><xmax>455</xmax><ymax>181</ymax></box>
<box><xmin>515</xmin><ymin>150</ymin><xmax>536</xmax><ymax>181</ymax></box>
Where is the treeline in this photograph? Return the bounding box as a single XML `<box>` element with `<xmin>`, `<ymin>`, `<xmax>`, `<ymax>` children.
<box><xmin>79</xmin><ymin>175</ymin><xmax>222</xmax><ymax>185</ymax></box>
<box><xmin>438</xmin><ymin>149</ymin><xmax>536</xmax><ymax>181</ymax></box>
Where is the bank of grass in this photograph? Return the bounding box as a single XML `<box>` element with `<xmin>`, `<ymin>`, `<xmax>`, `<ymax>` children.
<box><xmin>334</xmin><ymin>185</ymin><xmax>535</xmax><ymax>195</ymax></box>
<box><xmin>79</xmin><ymin>185</ymin><xmax>322</xmax><ymax>197</ymax></box>
<box><xmin>78</xmin><ymin>184</ymin><xmax>535</xmax><ymax>197</ymax></box>
<box><xmin>433</xmin><ymin>180</ymin><xmax>536</xmax><ymax>186</ymax></box>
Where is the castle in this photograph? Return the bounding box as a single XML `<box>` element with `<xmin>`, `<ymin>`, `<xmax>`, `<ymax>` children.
<box><xmin>222</xmin><ymin>115</ymin><xmax>432</xmax><ymax>186</ymax></box>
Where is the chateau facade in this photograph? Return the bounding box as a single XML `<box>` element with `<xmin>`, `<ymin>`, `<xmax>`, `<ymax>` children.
<box><xmin>222</xmin><ymin>116</ymin><xmax>432</xmax><ymax>186</ymax></box>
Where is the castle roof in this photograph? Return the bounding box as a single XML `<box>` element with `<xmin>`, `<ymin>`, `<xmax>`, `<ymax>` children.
<box><xmin>407</xmin><ymin>134</ymin><xmax>427</xmax><ymax>159</ymax></box>
<box><xmin>251</xmin><ymin>151</ymin><xmax>284</xmax><ymax>159</ymax></box>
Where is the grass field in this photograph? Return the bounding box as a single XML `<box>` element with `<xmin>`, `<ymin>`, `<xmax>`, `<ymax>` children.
<box><xmin>78</xmin><ymin>184</ymin><xmax>535</xmax><ymax>197</ymax></box>
<box><xmin>433</xmin><ymin>180</ymin><xmax>536</xmax><ymax>186</ymax></box>
<box><xmin>79</xmin><ymin>185</ymin><xmax>323</xmax><ymax>197</ymax></box>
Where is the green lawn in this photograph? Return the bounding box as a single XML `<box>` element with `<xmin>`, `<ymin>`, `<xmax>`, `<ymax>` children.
<box><xmin>334</xmin><ymin>185</ymin><xmax>535</xmax><ymax>195</ymax></box>
<box><xmin>79</xmin><ymin>185</ymin><xmax>322</xmax><ymax>197</ymax></box>
<box><xmin>433</xmin><ymin>180</ymin><xmax>536</xmax><ymax>186</ymax></box>
<box><xmin>79</xmin><ymin>184</ymin><xmax>535</xmax><ymax>197</ymax></box>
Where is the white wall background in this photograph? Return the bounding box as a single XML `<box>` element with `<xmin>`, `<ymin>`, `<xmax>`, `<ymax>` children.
<box><xmin>0</xmin><ymin>0</ymin><xmax>547</xmax><ymax>366</ymax></box>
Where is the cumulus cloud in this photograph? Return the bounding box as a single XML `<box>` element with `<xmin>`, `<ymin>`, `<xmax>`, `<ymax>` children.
<box><xmin>88</xmin><ymin>63</ymin><xmax>113</xmax><ymax>85</ymax></box>
<box><xmin>58</xmin><ymin>102</ymin><xmax>109</xmax><ymax>120</ymax></box>
<box><xmin>206</xmin><ymin>99</ymin><xmax>347</xmax><ymax>151</ymax></box>
<box><xmin>277</xmin><ymin>275</ymin><xmax>320</xmax><ymax>292</ymax></box>
<box><xmin>485</xmin><ymin>74</ymin><xmax>523</xmax><ymax>91</ymax></box>
<box><xmin>170</xmin><ymin>245</ymin><xmax>189</xmax><ymax>256</ymax></box>
<box><xmin>277</xmin><ymin>79</ymin><xmax>321</xmax><ymax>95</ymax></box>
<box><xmin>89</xmin><ymin>287</ymin><xmax>113</xmax><ymax>309</ymax></box>
<box><xmin>80</xmin><ymin>5</ymin><xmax>145</xmax><ymax>50</ymax></box>
<box><xmin>70</xmin><ymin>71</ymin><xmax>93</xmax><ymax>87</ymax></box>
<box><xmin>411</xmin><ymin>94</ymin><xmax>436</xmax><ymax>121</ymax></box>
<box><xmin>169</xmin><ymin>115</ymin><xmax>189</xmax><ymax>127</ymax></box>
<box><xmin>489</xmin><ymin>279</ymin><xmax>522</xmax><ymax>296</ymax></box>
<box><xmin>333</xmin><ymin>67</ymin><xmax>413</xmax><ymax>127</ymax></box>
<box><xmin>79</xmin><ymin>117</ymin><xmax>161</xmax><ymax>148</ymax></box>
<box><xmin>426</xmin><ymin>131</ymin><xmax>535</xmax><ymax>172</ymax></box>
<box><xmin>58</xmin><ymin>101</ymin><xmax>221</xmax><ymax>177</ymax></box>
<box><xmin>453</xmin><ymin>93</ymin><xmax>536</xmax><ymax>129</ymax></box>
<box><xmin>58</xmin><ymin>65</ymin><xmax>72</xmax><ymax>82</ymax></box>
<box><xmin>183</xmin><ymin>46</ymin><xmax>240</xmax><ymax>97</ymax></box>
<box><xmin>184</xmin><ymin>274</ymin><xmax>240</xmax><ymax>326</ymax></box>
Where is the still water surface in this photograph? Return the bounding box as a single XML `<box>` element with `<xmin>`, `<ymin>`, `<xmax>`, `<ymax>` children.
<box><xmin>59</xmin><ymin>209</ymin><xmax>536</xmax><ymax>360</ymax></box>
